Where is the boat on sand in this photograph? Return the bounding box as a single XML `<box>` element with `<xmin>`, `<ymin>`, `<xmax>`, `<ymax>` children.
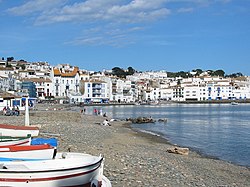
<box><xmin>0</xmin><ymin>144</ymin><xmax>56</xmax><ymax>159</ymax></box>
<box><xmin>0</xmin><ymin>136</ymin><xmax>31</xmax><ymax>147</ymax></box>
<box><xmin>0</xmin><ymin>152</ymin><xmax>111</xmax><ymax>187</ymax></box>
<box><xmin>0</xmin><ymin>124</ymin><xmax>39</xmax><ymax>137</ymax></box>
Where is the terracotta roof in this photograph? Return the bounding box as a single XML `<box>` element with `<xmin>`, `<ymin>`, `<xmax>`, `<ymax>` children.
<box><xmin>53</xmin><ymin>68</ymin><xmax>61</xmax><ymax>76</ymax></box>
<box><xmin>0</xmin><ymin>91</ymin><xmax>20</xmax><ymax>99</ymax></box>
<box><xmin>53</xmin><ymin>67</ymin><xmax>79</xmax><ymax>77</ymax></box>
<box><xmin>61</xmin><ymin>67</ymin><xmax>79</xmax><ymax>77</ymax></box>
<box><xmin>0</xmin><ymin>67</ymin><xmax>13</xmax><ymax>70</ymax></box>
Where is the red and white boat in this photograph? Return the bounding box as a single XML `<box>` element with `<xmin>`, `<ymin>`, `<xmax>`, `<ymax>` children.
<box><xmin>0</xmin><ymin>136</ymin><xmax>31</xmax><ymax>148</ymax></box>
<box><xmin>0</xmin><ymin>152</ymin><xmax>111</xmax><ymax>187</ymax></box>
<box><xmin>0</xmin><ymin>124</ymin><xmax>39</xmax><ymax>137</ymax></box>
<box><xmin>0</xmin><ymin>144</ymin><xmax>56</xmax><ymax>159</ymax></box>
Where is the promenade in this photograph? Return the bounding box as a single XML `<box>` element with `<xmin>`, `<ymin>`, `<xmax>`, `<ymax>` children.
<box><xmin>0</xmin><ymin>103</ymin><xmax>249</xmax><ymax>187</ymax></box>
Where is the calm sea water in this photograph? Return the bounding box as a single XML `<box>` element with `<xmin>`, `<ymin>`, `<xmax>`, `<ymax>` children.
<box><xmin>85</xmin><ymin>103</ymin><xmax>250</xmax><ymax>167</ymax></box>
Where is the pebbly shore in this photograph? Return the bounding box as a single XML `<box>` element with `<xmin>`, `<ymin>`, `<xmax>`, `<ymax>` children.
<box><xmin>0</xmin><ymin>104</ymin><xmax>249</xmax><ymax>187</ymax></box>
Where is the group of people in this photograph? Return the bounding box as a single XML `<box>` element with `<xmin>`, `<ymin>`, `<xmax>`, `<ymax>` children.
<box><xmin>80</xmin><ymin>107</ymin><xmax>110</xmax><ymax>126</ymax></box>
<box><xmin>80</xmin><ymin>108</ymin><xmax>86</xmax><ymax>114</ymax></box>
<box><xmin>93</xmin><ymin>108</ymin><xmax>107</xmax><ymax>117</ymax></box>
<box><xmin>2</xmin><ymin>106</ymin><xmax>20</xmax><ymax>116</ymax></box>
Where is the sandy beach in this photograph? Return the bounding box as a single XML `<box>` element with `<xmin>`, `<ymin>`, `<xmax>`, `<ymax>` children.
<box><xmin>0</xmin><ymin>104</ymin><xmax>249</xmax><ymax>187</ymax></box>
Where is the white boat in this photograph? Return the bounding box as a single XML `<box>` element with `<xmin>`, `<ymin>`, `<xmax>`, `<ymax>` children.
<box><xmin>0</xmin><ymin>144</ymin><xmax>56</xmax><ymax>159</ymax></box>
<box><xmin>0</xmin><ymin>152</ymin><xmax>111</xmax><ymax>187</ymax></box>
<box><xmin>0</xmin><ymin>124</ymin><xmax>39</xmax><ymax>137</ymax></box>
<box><xmin>231</xmin><ymin>102</ymin><xmax>239</xmax><ymax>105</ymax></box>
<box><xmin>0</xmin><ymin>136</ymin><xmax>31</xmax><ymax>147</ymax></box>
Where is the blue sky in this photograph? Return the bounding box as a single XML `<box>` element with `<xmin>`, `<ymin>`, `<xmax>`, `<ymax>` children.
<box><xmin>0</xmin><ymin>0</ymin><xmax>250</xmax><ymax>75</ymax></box>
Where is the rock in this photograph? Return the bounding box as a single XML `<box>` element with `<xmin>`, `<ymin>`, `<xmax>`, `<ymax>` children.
<box><xmin>126</xmin><ymin>116</ymin><xmax>155</xmax><ymax>124</ymax></box>
<box><xmin>167</xmin><ymin>147</ymin><xmax>189</xmax><ymax>156</ymax></box>
<box><xmin>158</xmin><ymin>118</ymin><xmax>167</xmax><ymax>123</ymax></box>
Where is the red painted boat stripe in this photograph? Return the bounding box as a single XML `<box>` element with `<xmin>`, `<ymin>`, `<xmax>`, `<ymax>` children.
<box><xmin>0</xmin><ymin>165</ymin><xmax>100</xmax><ymax>182</ymax></box>
<box><xmin>0</xmin><ymin>124</ymin><xmax>39</xmax><ymax>130</ymax></box>
<box><xmin>12</xmin><ymin>140</ymin><xmax>30</xmax><ymax>146</ymax></box>
<box><xmin>0</xmin><ymin>140</ymin><xmax>29</xmax><ymax>148</ymax></box>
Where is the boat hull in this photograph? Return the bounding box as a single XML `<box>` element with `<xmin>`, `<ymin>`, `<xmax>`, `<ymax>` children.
<box><xmin>0</xmin><ymin>144</ymin><xmax>55</xmax><ymax>159</ymax></box>
<box><xmin>0</xmin><ymin>152</ymin><xmax>105</xmax><ymax>187</ymax></box>
<box><xmin>0</xmin><ymin>124</ymin><xmax>39</xmax><ymax>137</ymax></box>
<box><xmin>0</xmin><ymin>137</ymin><xmax>31</xmax><ymax>147</ymax></box>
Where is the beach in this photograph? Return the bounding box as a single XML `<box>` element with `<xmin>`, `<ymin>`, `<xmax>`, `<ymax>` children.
<box><xmin>0</xmin><ymin>104</ymin><xmax>249</xmax><ymax>187</ymax></box>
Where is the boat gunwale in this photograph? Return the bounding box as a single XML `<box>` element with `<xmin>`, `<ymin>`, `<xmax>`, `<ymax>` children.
<box><xmin>0</xmin><ymin>156</ymin><xmax>103</xmax><ymax>173</ymax></box>
<box><xmin>0</xmin><ymin>144</ymin><xmax>53</xmax><ymax>152</ymax></box>
<box><xmin>0</xmin><ymin>124</ymin><xmax>39</xmax><ymax>131</ymax></box>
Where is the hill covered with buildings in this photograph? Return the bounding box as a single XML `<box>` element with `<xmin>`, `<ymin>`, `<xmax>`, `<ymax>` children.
<box><xmin>0</xmin><ymin>57</ymin><xmax>250</xmax><ymax>109</ymax></box>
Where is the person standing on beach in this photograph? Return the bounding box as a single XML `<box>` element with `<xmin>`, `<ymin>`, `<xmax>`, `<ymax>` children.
<box><xmin>16</xmin><ymin>106</ymin><xmax>20</xmax><ymax>116</ymax></box>
<box><xmin>94</xmin><ymin>108</ymin><xmax>97</xmax><ymax>115</ymax></box>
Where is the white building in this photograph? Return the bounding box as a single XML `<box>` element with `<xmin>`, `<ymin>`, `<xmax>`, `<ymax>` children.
<box><xmin>80</xmin><ymin>80</ymin><xmax>108</xmax><ymax>103</ymax></box>
<box><xmin>52</xmin><ymin>66</ymin><xmax>80</xmax><ymax>98</ymax></box>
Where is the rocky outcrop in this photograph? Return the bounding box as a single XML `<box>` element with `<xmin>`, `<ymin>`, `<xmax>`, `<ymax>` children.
<box><xmin>126</xmin><ymin>117</ymin><xmax>155</xmax><ymax>124</ymax></box>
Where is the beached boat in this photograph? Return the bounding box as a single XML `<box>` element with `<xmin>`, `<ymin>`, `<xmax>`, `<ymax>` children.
<box><xmin>0</xmin><ymin>144</ymin><xmax>56</xmax><ymax>159</ymax></box>
<box><xmin>0</xmin><ymin>152</ymin><xmax>111</xmax><ymax>187</ymax></box>
<box><xmin>0</xmin><ymin>136</ymin><xmax>31</xmax><ymax>147</ymax></box>
<box><xmin>0</xmin><ymin>124</ymin><xmax>39</xmax><ymax>137</ymax></box>
<box><xmin>231</xmin><ymin>102</ymin><xmax>239</xmax><ymax>105</ymax></box>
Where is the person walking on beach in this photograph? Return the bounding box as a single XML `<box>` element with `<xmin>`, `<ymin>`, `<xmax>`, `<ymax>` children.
<box><xmin>94</xmin><ymin>108</ymin><xmax>97</xmax><ymax>115</ymax></box>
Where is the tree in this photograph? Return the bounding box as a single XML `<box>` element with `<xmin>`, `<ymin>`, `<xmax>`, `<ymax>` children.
<box><xmin>226</xmin><ymin>72</ymin><xmax>244</xmax><ymax>78</ymax></box>
<box><xmin>127</xmin><ymin>67</ymin><xmax>135</xmax><ymax>75</ymax></box>
<box><xmin>7</xmin><ymin>57</ymin><xmax>14</xmax><ymax>62</ymax></box>
<box><xmin>112</xmin><ymin>67</ymin><xmax>126</xmax><ymax>78</ymax></box>
<box><xmin>21</xmin><ymin>64</ymin><xmax>26</xmax><ymax>70</ymax></box>
<box><xmin>192</xmin><ymin>69</ymin><xmax>203</xmax><ymax>76</ymax></box>
<box><xmin>212</xmin><ymin>69</ymin><xmax>225</xmax><ymax>77</ymax></box>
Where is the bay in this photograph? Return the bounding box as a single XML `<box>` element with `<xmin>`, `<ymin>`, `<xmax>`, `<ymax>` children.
<box><xmin>85</xmin><ymin>103</ymin><xmax>250</xmax><ymax>167</ymax></box>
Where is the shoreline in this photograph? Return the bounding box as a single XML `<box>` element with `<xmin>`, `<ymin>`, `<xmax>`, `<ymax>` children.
<box><xmin>127</xmin><ymin>122</ymin><xmax>249</xmax><ymax>168</ymax></box>
<box><xmin>39</xmin><ymin>99</ymin><xmax>250</xmax><ymax>108</ymax></box>
<box><xmin>0</xmin><ymin>104</ymin><xmax>249</xmax><ymax>187</ymax></box>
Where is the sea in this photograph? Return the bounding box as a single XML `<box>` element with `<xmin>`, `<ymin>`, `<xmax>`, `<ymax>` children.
<box><xmin>85</xmin><ymin>103</ymin><xmax>250</xmax><ymax>167</ymax></box>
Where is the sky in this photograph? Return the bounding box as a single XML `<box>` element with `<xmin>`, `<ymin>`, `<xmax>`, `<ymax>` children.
<box><xmin>0</xmin><ymin>0</ymin><xmax>250</xmax><ymax>75</ymax></box>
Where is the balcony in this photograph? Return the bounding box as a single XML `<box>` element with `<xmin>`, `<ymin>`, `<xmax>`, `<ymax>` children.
<box><xmin>93</xmin><ymin>91</ymin><xmax>101</xmax><ymax>95</ymax></box>
<box><xmin>93</xmin><ymin>86</ymin><xmax>102</xmax><ymax>89</ymax></box>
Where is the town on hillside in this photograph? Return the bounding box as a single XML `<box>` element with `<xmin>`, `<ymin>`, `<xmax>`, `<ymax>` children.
<box><xmin>1</xmin><ymin>57</ymin><xmax>250</xmax><ymax>110</ymax></box>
